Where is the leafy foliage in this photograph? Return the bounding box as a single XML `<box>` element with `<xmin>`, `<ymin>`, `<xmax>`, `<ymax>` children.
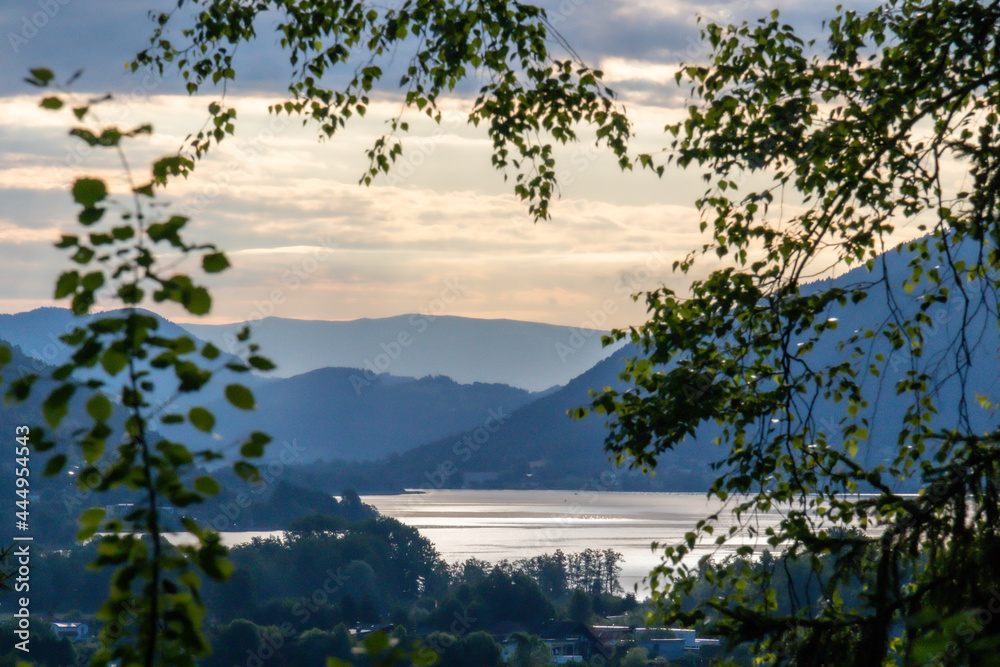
<box><xmin>7</xmin><ymin>2</ymin><xmax>641</xmax><ymax>666</ymax></box>
<box><xmin>8</xmin><ymin>71</ymin><xmax>274</xmax><ymax>666</ymax></box>
<box><xmin>586</xmin><ymin>0</ymin><xmax>1000</xmax><ymax>664</ymax></box>
<box><xmin>134</xmin><ymin>0</ymin><xmax>632</xmax><ymax>220</ymax></box>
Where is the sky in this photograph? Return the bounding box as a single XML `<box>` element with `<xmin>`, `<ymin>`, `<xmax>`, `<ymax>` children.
<box><xmin>0</xmin><ymin>0</ymin><xmax>885</xmax><ymax>329</ymax></box>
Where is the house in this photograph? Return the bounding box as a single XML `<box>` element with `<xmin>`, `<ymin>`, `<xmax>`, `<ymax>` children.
<box><xmin>590</xmin><ymin>625</ymin><xmax>631</xmax><ymax>649</ymax></box>
<box><xmin>592</xmin><ymin>625</ymin><xmax>720</xmax><ymax>661</ymax></box>
<box><xmin>640</xmin><ymin>638</ymin><xmax>687</xmax><ymax>660</ymax></box>
<box><xmin>538</xmin><ymin>621</ymin><xmax>612</xmax><ymax>663</ymax></box>
<box><xmin>494</xmin><ymin>622</ymin><xmax>610</xmax><ymax>664</ymax></box>
<box><xmin>51</xmin><ymin>622</ymin><xmax>89</xmax><ymax>641</ymax></box>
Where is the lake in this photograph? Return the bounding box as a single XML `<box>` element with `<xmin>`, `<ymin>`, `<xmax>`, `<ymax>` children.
<box><xmin>361</xmin><ymin>489</ymin><xmax>789</xmax><ymax>596</ymax></box>
<box><xmin>190</xmin><ymin>489</ymin><xmax>792</xmax><ymax>597</ymax></box>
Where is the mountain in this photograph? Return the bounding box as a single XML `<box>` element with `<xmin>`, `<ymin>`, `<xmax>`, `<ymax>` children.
<box><xmin>0</xmin><ymin>335</ymin><xmax>144</xmax><ymax>544</ymax></box>
<box><xmin>356</xmin><ymin>344</ymin><xmax>649</xmax><ymax>489</ymax></box>
<box><xmin>12</xmin><ymin>232</ymin><xmax>994</xmax><ymax>495</ymax></box>
<box><xmin>0</xmin><ymin>307</ymin><xmax>196</xmax><ymax>365</ymax></box>
<box><xmin>169</xmin><ymin>367</ymin><xmax>544</xmax><ymax>463</ymax></box>
<box><xmin>784</xmin><ymin>235</ymin><xmax>1000</xmax><ymax>473</ymax></box>
<box><xmin>0</xmin><ymin>307</ymin><xmax>266</xmax><ymax>408</ymax></box>
<box><xmin>180</xmin><ymin>314</ymin><xmax>620</xmax><ymax>392</ymax></box>
<box><xmin>294</xmin><ymin>235</ymin><xmax>1000</xmax><ymax>493</ymax></box>
<box><xmin>290</xmin><ymin>344</ymin><xmax>717</xmax><ymax>493</ymax></box>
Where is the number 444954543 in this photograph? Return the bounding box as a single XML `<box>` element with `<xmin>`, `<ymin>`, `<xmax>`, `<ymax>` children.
<box><xmin>15</xmin><ymin>426</ymin><xmax>29</xmax><ymax>525</ymax></box>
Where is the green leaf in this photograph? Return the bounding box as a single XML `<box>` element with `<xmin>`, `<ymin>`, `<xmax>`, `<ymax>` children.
<box><xmin>194</xmin><ymin>476</ymin><xmax>220</xmax><ymax>496</ymax></box>
<box><xmin>55</xmin><ymin>271</ymin><xmax>80</xmax><ymax>298</ymax></box>
<box><xmin>78</xmin><ymin>207</ymin><xmax>105</xmax><ymax>226</ymax></box>
<box><xmin>188</xmin><ymin>407</ymin><xmax>215</xmax><ymax>432</ymax></box>
<box><xmin>6</xmin><ymin>374</ymin><xmax>37</xmax><ymax>403</ymax></box>
<box><xmin>248</xmin><ymin>355</ymin><xmax>276</xmax><ymax>371</ymax></box>
<box><xmin>71</xmin><ymin>246</ymin><xmax>95</xmax><ymax>264</ymax></box>
<box><xmin>233</xmin><ymin>461</ymin><xmax>260</xmax><ymax>482</ymax></box>
<box><xmin>133</xmin><ymin>182</ymin><xmax>155</xmax><ymax>197</ymax></box>
<box><xmin>100</xmin><ymin>349</ymin><xmax>128</xmax><ymax>376</ymax></box>
<box><xmin>81</xmin><ymin>434</ymin><xmax>105</xmax><ymax>464</ymax></box>
<box><xmin>202</xmin><ymin>252</ymin><xmax>230</xmax><ymax>273</ymax></box>
<box><xmin>24</xmin><ymin>68</ymin><xmax>54</xmax><ymax>86</ymax></box>
<box><xmin>77</xmin><ymin>507</ymin><xmax>106</xmax><ymax>541</ymax></box>
<box><xmin>110</xmin><ymin>225</ymin><xmax>134</xmax><ymax>240</ymax></box>
<box><xmin>0</xmin><ymin>345</ymin><xmax>10</xmax><ymax>368</ymax></box>
<box><xmin>186</xmin><ymin>286</ymin><xmax>211</xmax><ymax>315</ymax></box>
<box><xmin>411</xmin><ymin>647</ymin><xmax>439</xmax><ymax>667</ymax></box>
<box><xmin>362</xmin><ymin>631</ymin><xmax>390</xmax><ymax>655</ymax></box>
<box><xmin>86</xmin><ymin>394</ymin><xmax>112</xmax><ymax>422</ymax></box>
<box><xmin>239</xmin><ymin>431</ymin><xmax>271</xmax><ymax>458</ymax></box>
<box><xmin>40</xmin><ymin>96</ymin><xmax>63</xmax><ymax>110</ymax></box>
<box><xmin>72</xmin><ymin>178</ymin><xmax>108</xmax><ymax>207</ymax></box>
<box><xmin>225</xmin><ymin>384</ymin><xmax>255</xmax><ymax>410</ymax></box>
<box><xmin>43</xmin><ymin>454</ymin><xmax>67</xmax><ymax>476</ymax></box>
<box><xmin>43</xmin><ymin>383</ymin><xmax>76</xmax><ymax>428</ymax></box>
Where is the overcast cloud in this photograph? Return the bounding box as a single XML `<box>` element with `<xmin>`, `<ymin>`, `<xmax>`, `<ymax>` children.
<box><xmin>0</xmin><ymin>0</ymin><xmax>884</xmax><ymax>327</ymax></box>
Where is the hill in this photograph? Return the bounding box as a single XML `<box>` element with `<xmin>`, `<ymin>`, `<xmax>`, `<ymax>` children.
<box><xmin>289</xmin><ymin>235</ymin><xmax>1000</xmax><ymax>493</ymax></box>
<box><xmin>290</xmin><ymin>344</ymin><xmax>717</xmax><ymax>492</ymax></box>
<box><xmin>0</xmin><ymin>307</ymin><xmax>266</xmax><ymax>408</ymax></box>
<box><xmin>172</xmin><ymin>367</ymin><xmax>544</xmax><ymax>463</ymax></box>
<box><xmin>181</xmin><ymin>314</ymin><xmax>619</xmax><ymax>392</ymax></box>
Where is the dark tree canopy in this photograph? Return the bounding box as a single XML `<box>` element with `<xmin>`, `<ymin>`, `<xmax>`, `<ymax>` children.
<box><xmin>14</xmin><ymin>0</ymin><xmax>1000</xmax><ymax>665</ymax></box>
<box><xmin>135</xmin><ymin>0</ymin><xmax>632</xmax><ymax>220</ymax></box>
<box><xmin>4</xmin><ymin>2</ymin><xmax>635</xmax><ymax>664</ymax></box>
<box><xmin>586</xmin><ymin>0</ymin><xmax>1000</xmax><ymax>664</ymax></box>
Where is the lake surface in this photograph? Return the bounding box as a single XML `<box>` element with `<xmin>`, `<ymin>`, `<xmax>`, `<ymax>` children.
<box><xmin>183</xmin><ymin>489</ymin><xmax>794</xmax><ymax>597</ymax></box>
<box><xmin>361</xmin><ymin>489</ymin><xmax>791</xmax><ymax>596</ymax></box>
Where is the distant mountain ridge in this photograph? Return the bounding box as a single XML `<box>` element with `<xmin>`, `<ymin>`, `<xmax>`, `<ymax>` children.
<box><xmin>9</xmin><ymin>232</ymin><xmax>991</xmax><ymax>496</ymax></box>
<box><xmin>0</xmin><ymin>307</ymin><xmax>264</xmax><ymax>408</ymax></box>
<box><xmin>169</xmin><ymin>366</ymin><xmax>542</xmax><ymax>462</ymax></box>
<box><xmin>181</xmin><ymin>314</ymin><xmax>619</xmax><ymax>392</ymax></box>
<box><xmin>296</xmin><ymin>235</ymin><xmax>1000</xmax><ymax>492</ymax></box>
<box><xmin>296</xmin><ymin>343</ymin><xmax>717</xmax><ymax>492</ymax></box>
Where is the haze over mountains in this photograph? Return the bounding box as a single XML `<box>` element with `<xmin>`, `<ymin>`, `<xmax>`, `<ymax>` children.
<box><xmin>181</xmin><ymin>315</ymin><xmax>619</xmax><ymax>392</ymax></box>
<box><xmin>3</xmin><ymin>236</ymin><xmax>998</xmax><ymax>492</ymax></box>
<box><xmin>0</xmin><ymin>309</ymin><xmax>625</xmax><ymax>476</ymax></box>
<box><xmin>304</xmin><ymin>235</ymin><xmax>1000</xmax><ymax>492</ymax></box>
<box><xmin>0</xmin><ymin>307</ymin><xmax>263</xmax><ymax>409</ymax></box>
<box><xmin>170</xmin><ymin>368</ymin><xmax>543</xmax><ymax>462</ymax></box>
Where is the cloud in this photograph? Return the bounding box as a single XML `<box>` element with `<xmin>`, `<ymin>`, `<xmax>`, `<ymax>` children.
<box><xmin>0</xmin><ymin>87</ymin><xmax>709</xmax><ymax>328</ymax></box>
<box><xmin>0</xmin><ymin>0</ymin><xmax>890</xmax><ymax>329</ymax></box>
